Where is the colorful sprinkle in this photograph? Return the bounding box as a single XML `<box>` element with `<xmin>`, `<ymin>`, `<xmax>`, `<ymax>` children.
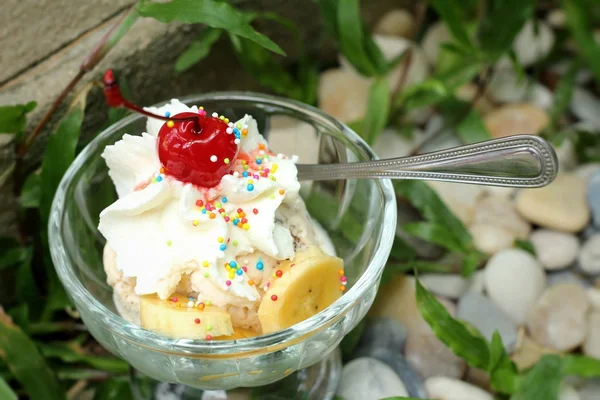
<box><xmin>197</xmin><ymin>302</ymin><xmax>205</xmax><ymax>310</ymax></box>
<box><xmin>232</xmin><ymin>240</ymin><xmax>238</xmax><ymax>246</ymax></box>
<box><xmin>248</xmin><ymin>279</ymin><xmax>255</xmax><ymax>286</ymax></box>
<box><xmin>193</xmin><ymin>220</ymin><xmax>199</xmax><ymax>226</ymax></box>
<box><xmin>225</xmin><ymin>280</ymin><xmax>231</xmax><ymax>286</ymax></box>
<box><xmin>219</xmin><ymin>244</ymin><xmax>227</xmax><ymax>251</ymax></box>
<box><xmin>229</xmin><ymin>261</ymin><xmax>237</xmax><ymax>268</ymax></box>
<box><xmin>242</xmin><ymin>223</ymin><xmax>250</xmax><ymax>230</ymax></box>
<box><xmin>205</xmin><ymin>334</ymin><xmax>212</xmax><ymax>340</ymax></box>
<box><xmin>212</xmin><ymin>112</ymin><xmax>219</xmax><ymax>118</ymax></box>
<box><xmin>171</xmin><ymin>297</ymin><xmax>178</xmax><ymax>302</ymax></box>
<box><xmin>279</xmin><ymin>189</ymin><xmax>285</xmax><ymax>195</ymax></box>
<box><xmin>196</xmin><ymin>200</ymin><xmax>204</xmax><ymax>207</ymax></box>
<box><xmin>275</xmin><ymin>270</ymin><xmax>283</xmax><ymax>278</ymax></box>
<box><xmin>187</xmin><ymin>301</ymin><xmax>194</xmax><ymax>308</ymax></box>
<box><xmin>236</xmin><ymin>269</ymin><xmax>243</xmax><ymax>276</ymax></box>
<box><xmin>271</xmin><ymin>295</ymin><xmax>278</xmax><ymax>301</ymax></box>
<box><xmin>194</xmin><ymin>318</ymin><xmax>201</xmax><ymax>324</ymax></box>
<box><xmin>224</xmin><ymin>158</ymin><xmax>230</xmax><ymax>164</ymax></box>
<box><xmin>210</xmin><ymin>155</ymin><xmax>217</xmax><ymax>162</ymax></box>
<box><xmin>247</xmin><ymin>184</ymin><xmax>254</xmax><ymax>191</ymax></box>
<box><xmin>209</xmin><ymin>213</ymin><xmax>216</xmax><ymax>219</ymax></box>
<box><xmin>256</xmin><ymin>261</ymin><xmax>264</xmax><ymax>270</ymax></box>
<box><xmin>167</xmin><ymin>120</ymin><xmax>175</xmax><ymax>128</ymax></box>
<box><xmin>222</xmin><ymin>197</ymin><xmax>228</xmax><ymax>203</ymax></box>
<box><xmin>207</xmin><ymin>324</ymin><xmax>213</xmax><ymax>331</ymax></box>
<box><xmin>217</xmin><ymin>237</ymin><xmax>224</xmax><ymax>243</ymax></box>
<box><xmin>339</xmin><ymin>269</ymin><xmax>344</xmax><ymax>275</ymax></box>
<box><xmin>340</xmin><ymin>285</ymin><xmax>346</xmax><ymax>292</ymax></box>
<box><xmin>253</xmin><ymin>208</ymin><xmax>259</xmax><ymax>215</ymax></box>
<box><xmin>166</xmin><ymin>240</ymin><xmax>172</xmax><ymax>246</ymax></box>
<box><xmin>165</xmin><ymin>111</ymin><xmax>171</xmax><ymax>117</ymax></box>
<box><xmin>204</xmin><ymin>272</ymin><xmax>210</xmax><ymax>278</ymax></box>
<box><xmin>203</xmin><ymin>260</ymin><xmax>210</xmax><ymax>267</ymax></box>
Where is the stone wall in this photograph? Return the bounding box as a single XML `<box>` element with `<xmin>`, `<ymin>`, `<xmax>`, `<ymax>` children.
<box><xmin>0</xmin><ymin>0</ymin><xmax>409</xmax><ymax>237</ymax></box>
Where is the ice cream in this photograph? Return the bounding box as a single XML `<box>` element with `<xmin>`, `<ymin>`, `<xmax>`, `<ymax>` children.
<box><xmin>99</xmin><ymin>98</ymin><xmax>343</xmax><ymax>339</ymax></box>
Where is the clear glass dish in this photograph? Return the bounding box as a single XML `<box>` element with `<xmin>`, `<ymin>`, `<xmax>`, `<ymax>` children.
<box><xmin>49</xmin><ymin>93</ymin><xmax>397</xmax><ymax>398</ymax></box>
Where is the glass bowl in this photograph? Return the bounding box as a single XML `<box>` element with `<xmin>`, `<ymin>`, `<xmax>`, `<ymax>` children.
<box><xmin>49</xmin><ymin>93</ymin><xmax>397</xmax><ymax>397</ymax></box>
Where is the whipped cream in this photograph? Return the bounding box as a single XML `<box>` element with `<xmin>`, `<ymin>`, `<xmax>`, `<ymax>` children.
<box><xmin>99</xmin><ymin>100</ymin><xmax>301</xmax><ymax>303</ymax></box>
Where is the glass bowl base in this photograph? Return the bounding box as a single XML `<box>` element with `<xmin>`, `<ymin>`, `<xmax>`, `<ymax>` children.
<box><xmin>131</xmin><ymin>347</ymin><xmax>342</xmax><ymax>400</ymax></box>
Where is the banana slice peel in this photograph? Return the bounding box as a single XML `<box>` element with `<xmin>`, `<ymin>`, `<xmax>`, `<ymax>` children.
<box><xmin>140</xmin><ymin>293</ymin><xmax>234</xmax><ymax>339</ymax></box>
<box><xmin>258</xmin><ymin>246</ymin><xmax>345</xmax><ymax>334</ymax></box>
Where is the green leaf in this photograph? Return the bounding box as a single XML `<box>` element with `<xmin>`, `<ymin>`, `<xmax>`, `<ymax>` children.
<box><xmin>461</xmin><ymin>251</ymin><xmax>482</xmax><ymax>277</ymax></box>
<box><xmin>0</xmin><ymin>239</ymin><xmax>27</xmax><ymax>269</ymax></box>
<box><xmin>380</xmin><ymin>398</ymin><xmax>435</xmax><ymax>400</ymax></box>
<box><xmin>0</xmin><ymin>310</ymin><xmax>65</xmax><ymax>400</ymax></box>
<box><xmin>94</xmin><ymin>379</ymin><xmax>134</xmax><ymax>400</ymax></box>
<box><xmin>39</xmin><ymin>341</ymin><xmax>129</xmax><ymax>373</ymax></box>
<box><xmin>514</xmin><ymin>239</ymin><xmax>536</xmax><ymax>256</ymax></box>
<box><xmin>362</xmin><ymin>78</ymin><xmax>390</xmax><ymax>144</ymax></box>
<box><xmin>15</xmin><ymin>247</ymin><xmax>41</xmax><ymax>311</ymax></box>
<box><xmin>572</xmin><ymin>130</ymin><xmax>600</xmax><ymax>164</ymax></box>
<box><xmin>394</xmin><ymin>181</ymin><xmax>473</xmax><ymax>247</ymax></box>
<box><xmin>550</xmin><ymin>60</ymin><xmax>580</xmax><ymax>132</ymax></box>
<box><xmin>511</xmin><ymin>355</ymin><xmax>562</xmax><ymax>400</ymax></box>
<box><xmin>563</xmin><ymin>0</ymin><xmax>600</xmax><ymax>83</ymax></box>
<box><xmin>403</xmin><ymin>222</ymin><xmax>466</xmax><ymax>253</ymax></box>
<box><xmin>389</xmin><ymin>236</ymin><xmax>417</xmax><ymax>261</ymax></box>
<box><xmin>428</xmin><ymin>0</ymin><xmax>474</xmax><ymax>50</ymax></box>
<box><xmin>19</xmin><ymin>172</ymin><xmax>41</xmax><ymax>208</ymax></box>
<box><xmin>39</xmin><ymin>94</ymin><xmax>87</xmax><ymax>224</ymax></box>
<box><xmin>137</xmin><ymin>0</ymin><xmax>284</xmax><ymax>56</ymax></box>
<box><xmin>562</xmin><ymin>354</ymin><xmax>600</xmax><ymax>378</ymax></box>
<box><xmin>415</xmin><ymin>278</ymin><xmax>490</xmax><ymax>369</ymax></box>
<box><xmin>0</xmin><ymin>377</ymin><xmax>17</xmax><ymax>400</ymax></box>
<box><xmin>0</xmin><ymin>101</ymin><xmax>36</xmax><ymax>135</ymax></box>
<box><xmin>336</xmin><ymin>0</ymin><xmax>386</xmax><ymax>76</ymax></box>
<box><xmin>478</xmin><ymin>0</ymin><xmax>536</xmax><ymax>61</ymax></box>
<box><xmin>341</xmin><ymin>318</ymin><xmax>366</xmax><ymax>357</ymax></box>
<box><xmin>382</xmin><ymin>261</ymin><xmax>451</xmax><ymax>285</ymax></box>
<box><xmin>313</xmin><ymin>0</ymin><xmax>338</xmax><ymax>37</ymax></box>
<box><xmin>457</xmin><ymin>109</ymin><xmax>492</xmax><ymax>144</ymax></box>
<box><xmin>175</xmin><ymin>28</ymin><xmax>222</xmax><ymax>72</ymax></box>
<box><xmin>488</xmin><ymin>331</ymin><xmax>519</xmax><ymax>394</ymax></box>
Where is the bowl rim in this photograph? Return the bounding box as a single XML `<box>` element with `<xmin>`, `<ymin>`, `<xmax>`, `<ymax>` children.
<box><xmin>49</xmin><ymin>91</ymin><xmax>397</xmax><ymax>356</ymax></box>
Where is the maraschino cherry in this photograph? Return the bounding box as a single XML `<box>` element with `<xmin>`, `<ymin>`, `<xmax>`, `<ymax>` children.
<box><xmin>102</xmin><ymin>69</ymin><xmax>238</xmax><ymax>187</ymax></box>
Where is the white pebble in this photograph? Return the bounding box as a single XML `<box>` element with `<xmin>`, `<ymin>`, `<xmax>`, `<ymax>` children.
<box><xmin>584</xmin><ymin>312</ymin><xmax>600</xmax><ymax>359</ymax></box>
<box><xmin>530</xmin><ymin>230</ymin><xmax>579</xmax><ymax>270</ymax></box>
<box><xmin>336</xmin><ymin>358</ymin><xmax>409</xmax><ymax>400</ymax></box>
<box><xmin>424</xmin><ymin>376</ymin><xmax>493</xmax><ymax>400</ymax></box>
<box><xmin>419</xmin><ymin>274</ymin><xmax>474</xmax><ymax>299</ymax></box>
<box><xmin>579</xmin><ymin>234</ymin><xmax>600</xmax><ymax>274</ymax></box>
<box><xmin>485</xmin><ymin>249</ymin><xmax>546</xmax><ymax>324</ymax></box>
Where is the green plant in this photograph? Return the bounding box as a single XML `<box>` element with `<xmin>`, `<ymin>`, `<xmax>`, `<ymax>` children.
<box><xmin>2</xmin><ymin>0</ymin><xmax>600</xmax><ymax>398</ymax></box>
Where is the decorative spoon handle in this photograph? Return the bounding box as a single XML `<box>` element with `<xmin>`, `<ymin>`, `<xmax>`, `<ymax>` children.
<box><xmin>296</xmin><ymin>135</ymin><xmax>558</xmax><ymax>188</ymax></box>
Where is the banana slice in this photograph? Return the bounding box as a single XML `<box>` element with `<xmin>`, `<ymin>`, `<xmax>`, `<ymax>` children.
<box><xmin>257</xmin><ymin>246</ymin><xmax>344</xmax><ymax>334</ymax></box>
<box><xmin>215</xmin><ymin>327</ymin><xmax>259</xmax><ymax>340</ymax></box>
<box><xmin>140</xmin><ymin>293</ymin><xmax>234</xmax><ymax>339</ymax></box>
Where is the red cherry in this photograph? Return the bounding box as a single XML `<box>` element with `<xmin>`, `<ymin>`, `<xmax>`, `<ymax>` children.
<box><xmin>102</xmin><ymin>69</ymin><xmax>238</xmax><ymax>188</ymax></box>
<box><xmin>157</xmin><ymin>112</ymin><xmax>238</xmax><ymax>187</ymax></box>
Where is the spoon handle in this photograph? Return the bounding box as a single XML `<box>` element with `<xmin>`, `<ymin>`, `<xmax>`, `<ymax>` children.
<box><xmin>296</xmin><ymin>135</ymin><xmax>558</xmax><ymax>188</ymax></box>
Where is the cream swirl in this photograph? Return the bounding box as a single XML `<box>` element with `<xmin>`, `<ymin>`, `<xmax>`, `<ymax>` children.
<box><xmin>99</xmin><ymin>100</ymin><xmax>301</xmax><ymax>302</ymax></box>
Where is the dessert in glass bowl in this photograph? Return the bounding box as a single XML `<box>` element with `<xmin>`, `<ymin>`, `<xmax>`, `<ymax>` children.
<box><xmin>99</xmin><ymin>71</ymin><xmax>346</xmax><ymax>340</ymax></box>
<box><xmin>49</xmin><ymin>75</ymin><xmax>396</xmax><ymax>399</ymax></box>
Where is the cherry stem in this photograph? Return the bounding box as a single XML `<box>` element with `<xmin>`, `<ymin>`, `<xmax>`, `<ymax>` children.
<box><xmin>103</xmin><ymin>69</ymin><xmax>198</xmax><ymax>123</ymax></box>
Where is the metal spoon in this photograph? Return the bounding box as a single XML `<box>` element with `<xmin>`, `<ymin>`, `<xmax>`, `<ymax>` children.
<box><xmin>296</xmin><ymin>135</ymin><xmax>558</xmax><ymax>188</ymax></box>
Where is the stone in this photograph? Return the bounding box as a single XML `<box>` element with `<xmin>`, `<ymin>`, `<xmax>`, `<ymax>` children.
<box><xmin>372</xmin><ymin>128</ymin><xmax>417</xmax><ymax>159</ymax></box>
<box><xmin>422</xmin><ymin>22</ymin><xmax>451</xmax><ymax>66</ymax></box>
<box><xmin>484</xmin><ymin>248</ymin><xmax>546</xmax><ymax>324</ymax></box>
<box><xmin>547</xmin><ymin>269</ymin><xmax>591</xmax><ymax>288</ymax></box>
<box><xmin>465</xmin><ymin>367</ymin><xmax>492</xmax><ymax>392</ymax></box>
<box><xmin>530</xmin><ymin>229</ymin><xmax>580</xmax><ymax>270</ymax></box>
<box><xmin>427</xmin><ymin>181</ymin><xmax>487</xmax><ymax>226</ymax></box>
<box><xmin>570</xmin><ymin>88</ymin><xmax>600</xmax><ymax>130</ymax></box>
<box><xmin>581</xmin><ymin>225</ymin><xmax>600</xmax><ymax>242</ymax></box>
<box><xmin>579</xmin><ymin>234</ymin><xmax>600</xmax><ymax>275</ymax></box>
<box><xmin>527</xmin><ymin>283</ymin><xmax>589</xmax><ymax>351</ymax></box>
<box><xmin>369</xmin><ymin>274</ymin><xmax>422</xmax><ymax>331</ymax></box>
<box><xmin>336</xmin><ymin>358</ymin><xmax>409</xmax><ymax>400</ymax></box>
<box><xmin>470</xmin><ymin>196</ymin><xmax>531</xmax><ymax>255</ymax></box>
<box><xmin>404</xmin><ymin>329</ymin><xmax>467</xmax><ymax>380</ymax></box>
<box><xmin>516</xmin><ymin>174</ymin><xmax>590</xmax><ymax>233</ymax></box>
<box><xmin>338</xmin><ymin>35</ymin><xmax>429</xmax><ymax>90</ymax></box>
<box><xmin>468</xmin><ymin>271</ymin><xmax>486</xmax><ymax>294</ymax></box>
<box><xmin>511</xmin><ymin>328</ymin><xmax>561</xmax><ymax>371</ymax></box>
<box><xmin>483</xmin><ymin>185</ymin><xmax>517</xmax><ymax>199</ymax></box>
<box><xmin>547</xmin><ymin>10</ymin><xmax>568</xmax><ymax>28</ymax></box>
<box><xmin>555</xmin><ymin>138</ymin><xmax>579</xmax><ymax>173</ymax></box>
<box><xmin>367</xmin><ymin>347</ymin><xmax>428</xmax><ymax>399</ymax></box>
<box><xmin>317</xmin><ymin>68</ymin><xmax>371</xmax><ymax>124</ymax></box>
<box><xmin>560</xmin><ymin>385</ymin><xmax>581</xmax><ymax>400</ymax></box>
<box><xmin>457</xmin><ymin>292</ymin><xmax>519</xmax><ymax>352</ymax></box>
<box><xmin>424</xmin><ymin>377</ymin><xmax>494</xmax><ymax>400</ymax></box>
<box><xmin>455</xmin><ymin>83</ymin><xmax>495</xmax><ymax>114</ymax></box>
<box><xmin>578</xmin><ymin>379</ymin><xmax>600</xmax><ymax>400</ymax></box>
<box><xmin>487</xmin><ymin>69</ymin><xmax>553</xmax><ymax>110</ymax></box>
<box><xmin>374</xmin><ymin>9</ymin><xmax>415</xmax><ymax>38</ymax></box>
<box><xmin>575</xmin><ymin>163</ymin><xmax>600</xmax><ymax>183</ymax></box>
<box><xmin>583</xmin><ymin>312</ymin><xmax>600</xmax><ymax>359</ymax></box>
<box><xmin>587</xmin><ymin>288</ymin><xmax>600</xmax><ymax>311</ymax></box>
<box><xmin>419</xmin><ymin>273</ymin><xmax>474</xmax><ymax>299</ymax></box>
<box><xmin>266</xmin><ymin>116</ymin><xmax>319</xmax><ymax>164</ymax></box>
<box><xmin>483</xmin><ymin>103</ymin><xmax>549</xmax><ymax>139</ymax></box>
<box><xmin>497</xmin><ymin>20</ymin><xmax>555</xmax><ymax>68</ymax></box>
<box><xmin>589</xmin><ymin>171</ymin><xmax>600</xmax><ymax>228</ymax></box>
<box><xmin>354</xmin><ymin>318</ymin><xmax>409</xmax><ymax>355</ymax></box>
